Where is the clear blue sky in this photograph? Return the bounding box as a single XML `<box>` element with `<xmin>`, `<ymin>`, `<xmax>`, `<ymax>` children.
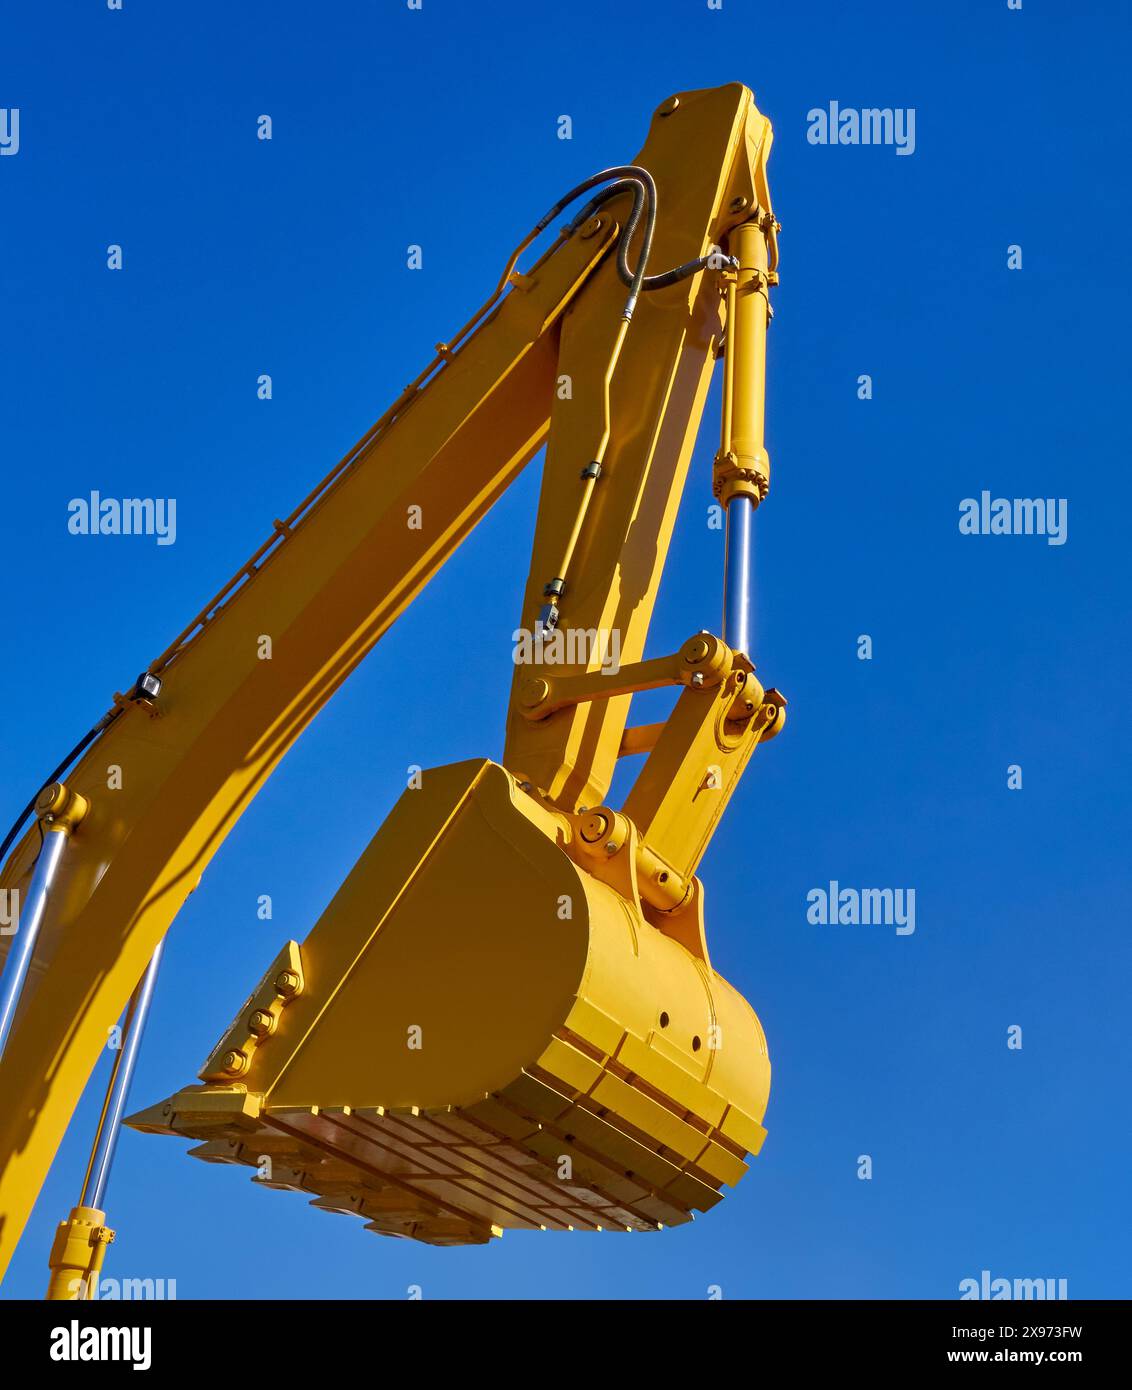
<box><xmin>2</xmin><ymin>0</ymin><xmax>1129</xmax><ymax>1299</ymax></box>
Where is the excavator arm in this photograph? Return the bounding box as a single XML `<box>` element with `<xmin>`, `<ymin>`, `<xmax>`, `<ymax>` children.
<box><xmin>0</xmin><ymin>82</ymin><xmax>783</xmax><ymax>1282</ymax></box>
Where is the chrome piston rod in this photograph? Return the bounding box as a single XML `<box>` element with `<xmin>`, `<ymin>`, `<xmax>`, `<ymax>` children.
<box><xmin>723</xmin><ymin>494</ymin><xmax>755</xmax><ymax>657</ymax></box>
<box><xmin>0</xmin><ymin>782</ymin><xmax>88</xmax><ymax>1060</ymax></box>
<box><xmin>80</xmin><ymin>942</ymin><xmax>165</xmax><ymax>1211</ymax></box>
<box><xmin>0</xmin><ymin>828</ymin><xmax>67</xmax><ymax>1059</ymax></box>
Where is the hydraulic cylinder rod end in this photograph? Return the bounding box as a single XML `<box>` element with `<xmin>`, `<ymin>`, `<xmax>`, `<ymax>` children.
<box><xmin>35</xmin><ymin>781</ymin><xmax>90</xmax><ymax>834</ymax></box>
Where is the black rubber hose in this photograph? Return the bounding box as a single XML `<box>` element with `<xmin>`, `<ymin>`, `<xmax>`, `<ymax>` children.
<box><xmin>535</xmin><ymin>165</ymin><xmax>657</xmax><ymax>318</ymax></box>
<box><xmin>562</xmin><ymin>170</ymin><xmax>736</xmax><ymax>307</ymax></box>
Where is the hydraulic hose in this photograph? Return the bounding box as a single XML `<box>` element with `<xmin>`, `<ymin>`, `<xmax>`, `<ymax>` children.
<box><xmin>536</xmin><ymin>164</ymin><xmax>735</xmax><ymax>319</ymax></box>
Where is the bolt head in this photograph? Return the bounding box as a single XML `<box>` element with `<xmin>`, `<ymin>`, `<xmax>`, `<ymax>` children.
<box><xmin>604</xmin><ymin>841</ymin><xmax>617</xmax><ymax>855</ymax></box>
<box><xmin>691</xmin><ymin>671</ymin><xmax>705</xmax><ymax>687</ymax></box>
<box><xmin>222</xmin><ymin>1049</ymin><xmax>249</xmax><ymax>1076</ymax></box>
<box><xmin>248</xmin><ymin>1010</ymin><xmax>274</xmax><ymax>1037</ymax></box>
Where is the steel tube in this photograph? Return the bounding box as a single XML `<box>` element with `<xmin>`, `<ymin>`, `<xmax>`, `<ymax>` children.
<box><xmin>80</xmin><ymin>942</ymin><xmax>165</xmax><ymax>1211</ymax></box>
<box><xmin>0</xmin><ymin>828</ymin><xmax>68</xmax><ymax>1059</ymax></box>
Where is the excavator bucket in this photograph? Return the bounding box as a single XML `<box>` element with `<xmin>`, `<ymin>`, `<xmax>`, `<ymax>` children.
<box><xmin>129</xmin><ymin>759</ymin><xmax>770</xmax><ymax>1245</ymax></box>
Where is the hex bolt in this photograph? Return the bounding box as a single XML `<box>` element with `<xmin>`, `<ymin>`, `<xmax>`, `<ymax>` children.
<box><xmin>691</xmin><ymin>672</ymin><xmax>705</xmax><ymax>688</ymax></box>
<box><xmin>275</xmin><ymin>970</ymin><xmax>301</xmax><ymax>997</ymax></box>
<box><xmin>604</xmin><ymin>841</ymin><xmax>618</xmax><ymax>855</ymax></box>
<box><xmin>222</xmin><ymin>1049</ymin><xmax>249</xmax><ymax>1076</ymax></box>
<box><xmin>248</xmin><ymin>1010</ymin><xmax>274</xmax><ymax>1038</ymax></box>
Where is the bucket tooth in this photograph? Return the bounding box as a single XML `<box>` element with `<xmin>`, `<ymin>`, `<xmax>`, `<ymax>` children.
<box><xmin>414</xmin><ymin>1219</ymin><xmax>501</xmax><ymax>1248</ymax></box>
<box><xmin>253</xmin><ymin>1165</ymin><xmax>309</xmax><ymax>1193</ymax></box>
<box><xmin>126</xmin><ymin>1084</ymin><xmax>263</xmax><ymax>1137</ymax></box>
<box><xmin>126</xmin><ymin>1097</ymin><xmax>181</xmax><ymax>1136</ymax></box>
<box><xmin>187</xmin><ymin>1138</ymin><xmax>246</xmax><ymax>1166</ymax></box>
<box><xmin>309</xmin><ymin>1194</ymin><xmax>366</xmax><ymax>1217</ymax></box>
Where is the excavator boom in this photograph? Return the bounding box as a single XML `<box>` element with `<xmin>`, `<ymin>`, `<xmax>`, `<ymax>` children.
<box><xmin>0</xmin><ymin>82</ymin><xmax>783</xmax><ymax>1281</ymax></box>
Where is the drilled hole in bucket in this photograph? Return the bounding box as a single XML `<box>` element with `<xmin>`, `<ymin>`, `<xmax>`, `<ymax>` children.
<box><xmin>659</xmin><ymin>1011</ymin><xmax>670</xmax><ymax>1029</ymax></box>
<box><xmin>692</xmin><ymin>1035</ymin><xmax>702</xmax><ymax>1052</ymax></box>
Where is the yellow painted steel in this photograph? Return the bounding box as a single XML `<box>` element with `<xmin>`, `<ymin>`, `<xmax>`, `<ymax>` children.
<box><xmin>0</xmin><ymin>220</ymin><xmax>613</xmax><ymax>1277</ymax></box>
<box><xmin>129</xmin><ymin>761</ymin><xmax>769</xmax><ymax>1242</ymax></box>
<box><xmin>0</xmin><ymin>82</ymin><xmax>782</xmax><ymax>1272</ymax></box>
<box><xmin>714</xmin><ymin>216</ymin><xmax>775</xmax><ymax>507</ymax></box>
<box><xmin>44</xmin><ymin>1206</ymin><xmax>113</xmax><ymax>1301</ymax></box>
<box><xmin>503</xmin><ymin>87</ymin><xmax>775</xmax><ymax>812</ymax></box>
